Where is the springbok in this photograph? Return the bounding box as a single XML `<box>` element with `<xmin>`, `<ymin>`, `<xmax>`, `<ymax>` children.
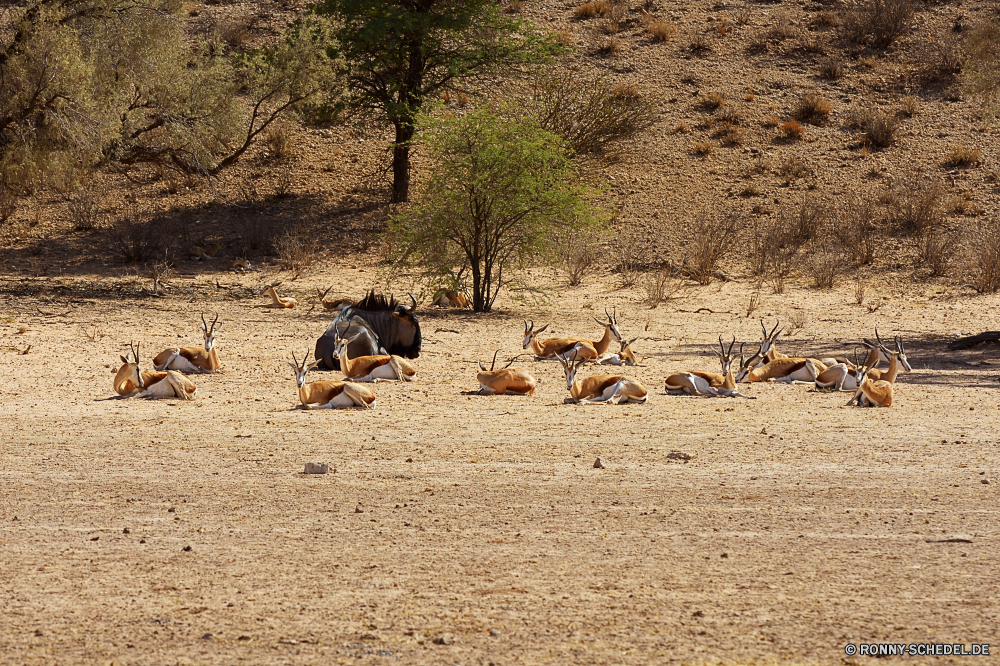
<box><xmin>259</xmin><ymin>283</ymin><xmax>296</xmax><ymax>308</ymax></box>
<box><xmin>152</xmin><ymin>314</ymin><xmax>222</xmax><ymax>374</ymax></box>
<box><xmin>475</xmin><ymin>351</ymin><xmax>536</xmax><ymax>395</ymax></box>
<box><xmin>736</xmin><ymin>345</ymin><xmax>828</xmax><ymax>384</ymax></box>
<box><xmin>558</xmin><ymin>350</ymin><xmax>648</xmax><ymax>404</ymax></box>
<box><xmin>316</xmin><ymin>287</ymin><xmax>353</xmax><ymax>311</ymax></box>
<box><xmin>815</xmin><ymin>329</ymin><xmax>909</xmax><ymax>392</ymax></box>
<box><xmin>759</xmin><ymin>317</ymin><xmax>861</xmax><ymax>368</ymax></box>
<box><xmin>432</xmin><ymin>289</ymin><xmax>471</xmax><ymax>308</ymax></box>
<box><xmin>189</xmin><ymin>242</ymin><xmax>223</xmax><ymax>261</ymax></box>
<box><xmin>847</xmin><ymin>349</ymin><xmax>894</xmax><ymax>407</ymax></box>
<box><xmin>333</xmin><ymin>333</ymin><xmax>417</xmax><ymax>382</ymax></box>
<box><xmin>289</xmin><ymin>351</ymin><xmax>376</xmax><ymax>409</ymax></box>
<box><xmin>228</xmin><ymin>258</ymin><xmax>252</xmax><ymax>272</ymax></box>
<box><xmin>522</xmin><ymin>309</ymin><xmax>622</xmax><ymax>361</ymax></box>
<box><xmin>114</xmin><ymin>342</ymin><xmax>197</xmax><ymax>400</ymax></box>
<box><xmin>665</xmin><ymin>337</ymin><xmax>756</xmax><ymax>398</ymax></box>
<box><xmin>595</xmin><ymin>338</ymin><xmax>644</xmax><ymax>366</ymax></box>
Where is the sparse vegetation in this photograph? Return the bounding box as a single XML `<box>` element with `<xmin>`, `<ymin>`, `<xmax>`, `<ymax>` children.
<box><xmin>840</xmin><ymin>0</ymin><xmax>915</xmax><ymax>49</ymax></box>
<box><xmin>965</xmin><ymin>222</ymin><xmax>1000</xmax><ymax>293</ymax></box>
<box><xmin>819</xmin><ymin>59</ymin><xmax>844</xmax><ymax>80</ymax></box>
<box><xmin>847</xmin><ymin>108</ymin><xmax>900</xmax><ymax>149</ymax></box>
<box><xmin>804</xmin><ymin>247</ymin><xmax>844</xmax><ymax>289</ymax></box>
<box><xmin>554</xmin><ymin>232</ymin><xmax>600</xmax><ymax>286</ymax></box>
<box><xmin>692</xmin><ymin>140</ymin><xmax>715</xmax><ymax>157</ymax></box>
<box><xmin>575</xmin><ymin>0</ymin><xmax>610</xmax><ymax>19</ymax></box>
<box><xmin>898</xmin><ymin>96</ymin><xmax>920</xmax><ymax>118</ymax></box>
<box><xmin>68</xmin><ymin>187</ymin><xmax>108</xmax><ymax>232</ymax></box>
<box><xmin>794</xmin><ymin>94</ymin><xmax>834</xmax><ymax>124</ymax></box>
<box><xmin>943</xmin><ymin>145</ymin><xmax>983</xmax><ymax>168</ymax></box>
<box><xmin>596</xmin><ymin>35</ymin><xmax>621</xmax><ymax>55</ymax></box>
<box><xmin>832</xmin><ymin>198</ymin><xmax>882</xmax><ymax>266</ymax></box>
<box><xmin>682</xmin><ymin>212</ymin><xmax>739</xmax><ymax>285</ymax></box>
<box><xmin>702</xmin><ymin>92</ymin><xmax>727</xmax><ymax>111</ymax></box>
<box><xmin>964</xmin><ymin>23</ymin><xmax>1000</xmax><ymax>121</ymax></box>
<box><xmin>106</xmin><ymin>203</ymin><xmax>165</xmax><ymax>264</ymax></box>
<box><xmin>277</xmin><ymin>229</ymin><xmax>324</xmax><ymax>278</ymax></box>
<box><xmin>643</xmin><ymin>269</ymin><xmax>683</xmax><ymax>307</ymax></box>
<box><xmin>915</xmin><ymin>224</ymin><xmax>954</xmax><ymax>277</ymax></box>
<box><xmin>647</xmin><ymin>20</ymin><xmax>677</xmax><ymax>42</ymax></box>
<box><xmin>780</xmin><ymin>120</ymin><xmax>805</xmax><ymax>140</ymax></box>
<box><xmin>883</xmin><ymin>174</ymin><xmax>944</xmax><ymax>236</ymax></box>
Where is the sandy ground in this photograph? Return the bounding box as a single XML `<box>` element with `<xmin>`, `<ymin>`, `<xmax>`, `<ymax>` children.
<box><xmin>1</xmin><ymin>265</ymin><xmax>998</xmax><ymax>665</ymax></box>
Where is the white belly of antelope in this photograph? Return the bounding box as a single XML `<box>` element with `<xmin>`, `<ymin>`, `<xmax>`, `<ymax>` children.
<box><xmin>356</xmin><ymin>363</ymin><xmax>399</xmax><ymax>382</ymax></box>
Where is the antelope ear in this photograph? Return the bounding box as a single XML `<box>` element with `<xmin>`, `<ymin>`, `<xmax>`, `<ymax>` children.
<box><xmin>536</xmin><ymin>324</ymin><xmax>549</xmax><ymax>334</ymax></box>
<box><xmin>120</xmin><ymin>355</ymin><xmax>129</xmax><ymax>364</ymax></box>
<box><xmin>307</xmin><ymin>360</ymin><xmax>322</xmax><ymax>370</ymax></box>
<box><xmin>478</xmin><ymin>361</ymin><xmax>487</xmax><ymax>371</ymax></box>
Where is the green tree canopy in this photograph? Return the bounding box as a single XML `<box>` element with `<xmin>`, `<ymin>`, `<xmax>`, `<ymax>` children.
<box><xmin>391</xmin><ymin>108</ymin><xmax>607</xmax><ymax>312</ymax></box>
<box><xmin>311</xmin><ymin>0</ymin><xmax>559</xmax><ymax>203</ymax></box>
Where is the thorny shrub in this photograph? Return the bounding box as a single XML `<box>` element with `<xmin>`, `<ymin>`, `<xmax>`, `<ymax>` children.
<box><xmin>965</xmin><ymin>222</ymin><xmax>1000</xmax><ymax>293</ymax></box>
<box><xmin>840</xmin><ymin>0</ymin><xmax>915</xmax><ymax>49</ymax></box>
<box><xmin>831</xmin><ymin>197</ymin><xmax>882</xmax><ymax>265</ymax></box>
<box><xmin>682</xmin><ymin>212</ymin><xmax>739</xmax><ymax>285</ymax></box>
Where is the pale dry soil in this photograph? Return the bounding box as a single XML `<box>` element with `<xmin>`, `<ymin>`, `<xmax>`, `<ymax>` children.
<box><xmin>1</xmin><ymin>268</ymin><xmax>998</xmax><ymax>665</ymax></box>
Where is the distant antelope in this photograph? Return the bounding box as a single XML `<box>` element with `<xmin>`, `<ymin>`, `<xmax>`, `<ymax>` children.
<box><xmin>665</xmin><ymin>337</ymin><xmax>755</xmax><ymax>398</ymax></box>
<box><xmin>228</xmin><ymin>258</ymin><xmax>252</xmax><ymax>272</ymax></box>
<box><xmin>759</xmin><ymin>317</ymin><xmax>859</xmax><ymax>368</ymax></box>
<box><xmin>595</xmin><ymin>337</ymin><xmax>643</xmax><ymax>366</ymax></box>
<box><xmin>114</xmin><ymin>342</ymin><xmax>197</xmax><ymax>400</ymax></box>
<box><xmin>815</xmin><ymin>329</ymin><xmax>908</xmax><ymax>392</ymax></box>
<box><xmin>152</xmin><ymin>314</ymin><xmax>222</xmax><ymax>374</ymax></box>
<box><xmin>316</xmin><ymin>287</ymin><xmax>353</xmax><ymax>311</ymax></box>
<box><xmin>558</xmin><ymin>350</ymin><xmax>648</xmax><ymax>404</ymax></box>
<box><xmin>475</xmin><ymin>351</ymin><xmax>536</xmax><ymax>395</ymax></box>
<box><xmin>432</xmin><ymin>288</ymin><xmax>471</xmax><ymax>308</ymax></box>
<box><xmin>189</xmin><ymin>242</ymin><xmax>223</xmax><ymax>261</ymax></box>
<box><xmin>258</xmin><ymin>283</ymin><xmax>296</xmax><ymax>308</ymax></box>
<box><xmin>736</xmin><ymin>345</ymin><xmax>828</xmax><ymax>384</ymax></box>
<box><xmin>522</xmin><ymin>308</ymin><xmax>622</xmax><ymax>361</ymax></box>
<box><xmin>846</xmin><ymin>349</ymin><xmax>894</xmax><ymax>407</ymax></box>
<box><xmin>289</xmin><ymin>351</ymin><xmax>376</xmax><ymax>409</ymax></box>
<box><xmin>333</xmin><ymin>333</ymin><xmax>417</xmax><ymax>382</ymax></box>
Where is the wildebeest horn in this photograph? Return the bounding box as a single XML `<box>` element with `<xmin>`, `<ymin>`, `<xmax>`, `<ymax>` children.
<box><xmin>406</xmin><ymin>293</ymin><xmax>417</xmax><ymax>311</ymax></box>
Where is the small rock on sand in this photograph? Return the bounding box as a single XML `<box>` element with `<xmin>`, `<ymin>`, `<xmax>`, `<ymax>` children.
<box><xmin>594</xmin><ymin>457</ymin><xmax>605</xmax><ymax>469</ymax></box>
<box><xmin>304</xmin><ymin>462</ymin><xmax>329</xmax><ymax>474</ymax></box>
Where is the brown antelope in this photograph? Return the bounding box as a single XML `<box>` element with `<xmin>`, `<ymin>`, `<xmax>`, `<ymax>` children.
<box><xmin>258</xmin><ymin>283</ymin><xmax>296</xmax><ymax>308</ymax></box>
<box><xmin>665</xmin><ymin>337</ymin><xmax>755</xmax><ymax>398</ymax></box>
<box><xmin>333</xmin><ymin>333</ymin><xmax>417</xmax><ymax>382</ymax></box>
<box><xmin>759</xmin><ymin>317</ymin><xmax>864</xmax><ymax>368</ymax></box>
<box><xmin>316</xmin><ymin>287</ymin><xmax>353</xmax><ymax>311</ymax></box>
<box><xmin>522</xmin><ymin>309</ymin><xmax>622</xmax><ymax>361</ymax></box>
<box><xmin>475</xmin><ymin>351</ymin><xmax>536</xmax><ymax>395</ymax></box>
<box><xmin>189</xmin><ymin>242</ymin><xmax>223</xmax><ymax>261</ymax></box>
<box><xmin>113</xmin><ymin>342</ymin><xmax>197</xmax><ymax>400</ymax></box>
<box><xmin>289</xmin><ymin>351</ymin><xmax>376</xmax><ymax>409</ymax></box>
<box><xmin>558</xmin><ymin>350</ymin><xmax>648</xmax><ymax>404</ymax></box>
<box><xmin>152</xmin><ymin>314</ymin><xmax>222</xmax><ymax>374</ymax></box>
<box><xmin>736</xmin><ymin>345</ymin><xmax>828</xmax><ymax>384</ymax></box>
<box><xmin>596</xmin><ymin>338</ymin><xmax>643</xmax><ymax>366</ymax></box>
<box><xmin>847</xmin><ymin>349</ymin><xmax>894</xmax><ymax>407</ymax></box>
<box><xmin>228</xmin><ymin>258</ymin><xmax>252</xmax><ymax>272</ymax></box>
<box><xmin>815</xmin><ymin>329</ymin><xmax>908</xmax><ymax>392</ymax></box>
<box><xmin>432</xmin><ymin>289</ymin><xmax>471</xmax><ymax>308</ymax></box>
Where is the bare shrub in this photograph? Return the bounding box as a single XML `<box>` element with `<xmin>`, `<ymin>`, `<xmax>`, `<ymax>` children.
<box><xmin>915</xmin><ymin>224</ymin><xmax>954</xmax><ymax>277</ymax></box>
<box><xmin>147</xmin><ymin>253</ymin><xmax>176</xmax><ymax>296</ymax></box>
<box><xmin>689</xmin><ymin>33</ymin><xmax>713</xmax><ymax>53</ymax></box>
<box><xmin>643</xmin><ymin>269</ymin><xmax>683</xmax><ymax>307</ymax></box>
<box><xmin>898</xmin><ymin>95</ymin><xmax>920</xmax><ymax>117</ymax></box>
<box><xmin>964</xmin><ymin>223</ymin><xmax>1000</xmax><ymax>293</ymax></box>
<box><xmin>68</xmin><ymin>187</ymin><xmax>108</xmax><ymax>231</ymax></box>
<box><xmin>716</xmin><ymin>106</ymin><xmax>740</xmax><ymax>125</ymax></box>
<box><xmin>555</xmin><ymin>28</ymin><xmax>575</xmax><ymax>46</ymax></box>
<box><xmin>762</xmin><ymin>114</ymin><xmax>781</xmax><ymax>128</ymax></box>
<box><xmin>601</xmin><ymin>2</ymin><xmax>627</xmax><ymax>34</ymax></box>
<box><xmin>804</xmin><ymin>246</ymin><xmax>844</xmax><ymax>289</ymax></box>
<box><xmin>692</xmin><ymin>140</ymin><xmax>715</xmax><ymax>156</ymax></box>
<box><xmin>717</xmin><ymin>123</ymin><xmax>745</xmax><ymax>146</ymax></box>
<box><xmin>596</xmin><ymin>35</ymin><xmax>621</xmax><ymax>55</ymax></box>
<box><xmin>273</xmin><ymin>167</ymin><xmax>294</xmax><ymax>198</ymax></box>
<box><xmin>277</xmin><ymin>229</ymin><xmax>324</xmax><ymax>278</ymax></box>
<box><xmin>106</xmin><ymin>204</ymin><xmax>166</xmax><ymax>264</ymax></box>
<box><xmin>0</xmin><ymin>188</ymin><xmax>15</xmax><ymax>225</ymax></box>
<box><xmin>702</xmin><ymin>92</ymin><xmax>726</xmax><ymax>110</ymax></box>
<box><xmin>794</xmin><ymin>94</ymin><xmax>833</xmax><ymax>124</ymax></box>
<box><xmin>264</xmin><ymin>123</ymin><xmax>295</xmax><ymax>160</ymax></box>
<box><xmin>819</xmin><ymin>59</ymin><xmax>844</xmax><ymax>80</ymax></box>
<box><xmin>777</xmin><ymin>155</ymin><xmax>813</xmax><ymax>182</ymax></box>
<box><xmin>853</xmin><ymin>274</ymin><xmax>867</xmax><ymax>306</ymax></box>
<box><xmin>768</xmin><ymin>12</ymin><xmax>798</xmax><ymax>41</ymax></box>
<box><xmin>747</xmin><ymin>215</ymin><xmax>799</xmax><ymax>294</ymax></box>
<box><xmin>575</xmin><ymin>1</ymin><xmax>610</xmax><ymax>18</ymax></box>
<box><xmin>832</xmin><ymin>197</ymin><xmax>882</xmax><ymax>265</ymax></box>
<box><xmin>611</xmin><ymin>236</ymin><xmax>644</xmax><ymax>288</ymax></box>
<box><xmin>840</xmin><ymin>0</ymin><xmax>914</xmax><ymax>49</ymax></box>
<box><xmin>554</xmin><ymin>233</ymin><xmax>599</xmax><ymax>286</ymax></box>
<box><xmin>505</xmin><ymin>0</ymin><xmax>524</xmax><ymax>13</ymax></box>
<box><xmin>212</xmin><ymin>14</ymin><xmax>252</xmax><ymax>49</ymax></box>
<box><xmin>530</xmin><ymin>71</ymin><xmax>655</xmax><ymax>155</ymax></box>
<box><xmin>734</xmin><ymin>5</ymin><xmax>752</xmax><ymax>25</ymax></box>
<box><xmin>234</xmin><ymin>213</ymin><xmax>282</xmax><ymax>256</ymax></box>
<box><xmin>785</xmin><ymin>196</ymin><xmax>828</xmax><ymax>244</ymax></box>
<box><xmin>946</xmin><ymin>195</ymin><xmax>984</xmax><ymax>217</ymax></box>
<box><xmin>682</xmin><ymin>212</ymin><xmax>739</xmax><ymax>285</ymax></box>
<box><xmin>787</xmin><ymin>309</ymin><xmax>808</xmax><ymax>333</ymax></box>
<box><xmin>846</xmin><ymin>108</ymin><xmax>899</xmax><ymax>148</ymax></box>
<box><xmin>943</xmin><ymin>144</ymin><xmax>982</xmax><ymax>168</ymax></box>
<box><xmin>913</xmin><ymin>33</ymin><xmax>964</xmax><ymax>84</ymax></box>
<box><xmin>780</xmin><ymin>119</ymin><xmax>804</xmax><ymax>140</ymax></box>
<box><xmin>883</xmin><ymin>174</ymin><xmax>944</xmax><ymax>236</ymax></box>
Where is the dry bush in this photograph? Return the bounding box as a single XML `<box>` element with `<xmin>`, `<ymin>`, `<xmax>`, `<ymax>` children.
<box><xmin>778</xmin><ymin>155</ymin><xmax>812</xmax><ymax>182</ymax></box>
<box><xmin>840</xmin><ymin>0</ymin><xmax>914</xmax><ymax>49</ymax></box>
<box><xmin>689</xmin><ymin>33</ymin><xmax>713</xmax><ymax>54</ymax></box>
<box><xmin>0</xmin><ymin>188</ymin><xmax>15</xmax><ymax>225</ymax></box>
<box><xmin>264</xmin><ymin>123</ymin><xmax>295</xmax><ymax>160</ymax></box>
<box><xmin>611</xmin><ymin>237</ymin><xmax>645</xmax><ymax>288</ymax></box>
<box><xmin>847</xmin><ymin>108</ymin><xmax>899</xmax><ymax>148</ymax></box>
<box><xmin>702</xmin><ymin>92</ymin><xmax>726</xmax><ymax>110</ymax></box>
<box><xmin>785</xmin><ymin>196</ymin><xmax>828</xmax><ymax>244</ymax></box>
<box><xmin>212</xmin><ymin>14</ymin><xmax>252</xmax><ymax>49</ymax></box>
<box><xmin>648</xmin><ymin>20</ymin><xmax>677</xmax><ymax>41</ymax></box>
<box><xmin>831</xmin><ymin>197</ymin><xmax>882</xmax><ymax>265</ymax></box>
<box><xmin>505</xmin><ymin>0</ymin><xmax>524</xmax><ymax>13</ymax></box>
<box><xmin>745</xmin><ymin>290</ymin><xmax>760</xmax><ymax>318</ymax></box>
<box><xmin>768</xmin><ymin>12</ymin><xmax>798</xmax><ymax>41</ymax></box>
<box><xmin>596</xmin><ymin>35</ymin><xmax>621</xmax><ymax>54</ymax></box>
<box><xmin>780</xmin><ymin>119</ymin><xmax>804</xmax><ymax>140</ymax></box>
<box><xmin>747</xmin><ymin>215</ymin><xmax>799</xmax><ymax>294</ymax></box>
<box><xmin>898</xmin><ymin>95</ymin><xmax>920</xmax><ymax>117</ymax></box>
<box><xmin>717</xmin><ymin>124</ymin><xmax>745</xmax><ymax>146</ymax></box>
<box><xmin>740</xmin><ymin>182</ymin><xmax>761</xmax><ymax>197</ymax></box>
<box><xmin>643</xmin><ymin>269</ymin><xmax>683</xmax><ymax>307</ymax></box>
<box><xmin>530</xmin><ymin>71</ymin><xmax>655</xmax><ymax>155</ymax></box>
<box><xmin>734</xmin><ymin>4</ymin><xmax>752</xmax><ymax>25</ymax></box>
<box><xmin>234</xmin><ymin>213</ymin><xmax>282</xmax><ymax>256</ymax></box>
<box><xmin>853</xmin><ymin>274</ymin><xmax>867</xmax><ymax>306</ymax></box>
<box><xmin>692</xmin><ymin>140</ymin><xmax>715</xmax><ymax>156</ymax></box>
<box><xmin>68</xmin><ymin>187</ymin><xmax>108</xmax><ymax>231</ymax></box>
<box><xmin>682</xmin><ymin>212</ymin><xmax>739</xmax><ymax>285</ymax></box>
<box><xmin>883</xmin><ymin>174</ymin><xmax>944</xmax><ymax>236</ymax></box>
<box><xmin>554</xmin><ymin>233</ymin><xmax>600</xmax><ymax>286</ymax></box>
<box><xmin>575</xmin><ymin>0</ymin><xmax>610</xmax><ymax>18</ymax></box>
<box><xmin>716</xmin><ymin>106</ymin><xmax>740</xmax><ymax>125</ymax></box>
<box><xmin>762</xmin><ymin>114</ymin><xmax>781</xmax><ymax>128</ymax></box>
<box><xmin>794</xmin><ymin>94</ymin><xmax>833</xmax><ymax>124</ymax></box>
<box><xmin>947</xmin><ymin>195</ymin><xmax>984</xmax><ymax>217</ymax></box>
<box><xmin>912</xmin><ymin>33</ymin><xmax>964</xmax><ymax>85</ymax></box>
<box><xmin>798</xmin><ymin>35</ymin><xmax>825</xmax><ymax>54</ymax></box>
<box><xmin>273</xmin><ymin>167</ymin><xmax>293</xmax><ymax>198</ymax></box>
<box><xmin>106</xmin><ymin>203</ymin><xmax>166</xmax><ymax>264</ymax></box>
<box><xmin>964</xmin><ymin>223</ymin><xmax>1000</xmax><ymax>293</ymax></box>
<box><xmin>814</xmin><ymin>10</ymin><xmax>838</xmax><ymax>29</ymax></box>
<box><xmin>787</xmin><ymin>309</ymin><xmax>809</xmax><ymax>333</ymax></box>
<box><xmin>146</xmin><ymin>253</ymin><xmax>176</xmax><ymax>296</ymax></box>
<box><xmin>915</xmin><ymin>224</ymin><xmax>954</xmax><ymax>277</ymax></box>
<box><xmin>601</xmin><ymin>2</ymin><xmax>627</xmax><ymax>34</ymax></box>
<box><xmin>943</xmin><ymin>145</ymin><xmax>982</xmax><ymax>168</ymax></box>
<box><xmin>804</xmin><ymin>246</ymin><xmax>844</xmax><ymax>289</ymax></box>
<box><xmin>277</xmin><ymin>229</ymin><xmax>324</xmax><ymax>277</ymax></box>
<box><xmin>819</xmin><ymin>59</ymin><xmax>845</xmax><ymax>80</ymax></box>
<box><xmin>555</xmin><ymin>28</ymin><xmax>575</xmax><ymax>47</ymax></box>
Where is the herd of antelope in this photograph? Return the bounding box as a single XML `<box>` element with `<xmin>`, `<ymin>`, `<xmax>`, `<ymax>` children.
<box><xmin>111</xmin><ymin>302</ymin><xmax>911</xmax><ymax>409</ymax></box>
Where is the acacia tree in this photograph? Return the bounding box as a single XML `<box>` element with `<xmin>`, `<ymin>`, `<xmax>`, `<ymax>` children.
<box><xmin>0</xmin><ymin>0</ymin><xmax>335</xmax><ymax>218</ymax></box>
<box><xmin>311</xmin><ymin>0</ymin><xmax>558</xmax><ymax>203</ymax></box>
<box><xmin>391</xmin><ymin>108</ymin><xmax>606</xmax><ymax>312</ymax></box>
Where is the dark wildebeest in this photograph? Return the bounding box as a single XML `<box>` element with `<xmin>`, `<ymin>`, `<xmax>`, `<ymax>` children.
<box><xmin>314</xmin><ymin>291</ymin><xmax>421</xmax><ymax>370</ymax></box>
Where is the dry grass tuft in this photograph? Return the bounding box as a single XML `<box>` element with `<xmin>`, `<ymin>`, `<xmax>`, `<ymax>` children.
<box><xmin>648</xmin><ymin>19</ymin><xmax>677</xmax><ymax>42</ymax></box>
<box><xmin>762</xmin><ymin>114</ymin><xmax>781</xmax><ymax>128</ymax></box>
<box><xmin>819</xmin><ymin>59</ymin><xmax>844</xmax><ymax>80</ymax></box>
<box><xmin>69</xmin><ymin>186</ymin><xmax>108</xmax><ymax>232</ymax></box>
<box><xmin>831</xmin><ymin>197</ymin><xmax>882</xmax><ymax>265</ymax></box>
<box><xmin>643</xmin><ymin>269</ymin><xmax>683</xmax><ymax>307</ymax></box>
<box><xmin>804</xmin><ymin>247</ymin><xmax>844</xmax><ymax>290</ymax></box>
<box><xmin>682</xmin><ymin>212</ymin><xmax>739</xmax><ymax>285</ymax></box>
<box><xmin>277</xmin><ymin>229</ymin><xmax>324</xmax><ymax>278</ymax></box>
<box><xmin>898</xmin><ymin>95</ymin><xmax>920</xmax><ymax>118</ymax></box>
<box><xmin>264</xmin><ymin>123</ymin><xmax>295</xmax><ymax>161</ymax></box>
<box><xmin>692</xmin><ymin>140</ymin><xmax>715</xmax><ymax>157</ymax></box>
<box><xmin>702</xmin><ymin>92</ymin><xmax>726</xmax><ymax>110</ymax></box>
<box><xmin>794</xmin><ymin>94</ymin><xmax>833</xmax><ymax>124</ymax></box>
<box><xmin>847</xmin><ymin>108</ymin><xmax>899</xmax><ymax>149</ymax></box>
<box><xmin>965</xmin><ymin>223</ymin><xmax>1000</xmax><ymax>293</ymax></box>
<box><xmin>840</xmin><ymin>0</ymin><xmax>915</xmax><ymax>49</ymax></box>
<box><xmin>943</xmin><ymin>145</ymin><xmax>982</xmax><ymax>168</ymax></box>
<box><xmin>780</xmin><ymin>119</ymin><xmax>805</xmax><ymax>140</ymax></box>
<box><xmin>575</xmin><ymin>0</ymin><xmax>610</xmax><ymax>19</ymax></box>
<box><xmin>595</xmin><ymin>35</ymin><xmax>621</xmax><ymax>55</ymax></box>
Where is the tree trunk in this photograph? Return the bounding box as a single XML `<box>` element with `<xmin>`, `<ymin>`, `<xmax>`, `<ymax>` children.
<box><xmin>471</xmin><ymin>260</ymin><xmax>485</xmax><ymax>313</ymax></box>
<box><xmin>391</xmin><ymin>122</ymin><xmax>414</xmax><ymax>203</ymax></box>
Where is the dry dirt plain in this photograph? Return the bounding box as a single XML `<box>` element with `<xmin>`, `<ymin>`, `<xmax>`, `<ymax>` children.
<box><xmin>1</xmin><ymin>266</ymin><xmax>998</xmax><ymax>666</ymax></box>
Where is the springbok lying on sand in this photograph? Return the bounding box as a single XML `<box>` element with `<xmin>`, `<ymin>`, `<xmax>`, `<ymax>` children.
<box><xmin>475</xmin><ymin>352</ymin><xmax>536</xmax><ymax>395</ymax></box>
<box><xmin>595</xmin><ymin>337</ymin><xmax>643</xmax><ymax>366</ymax></box>
<box><xmin>257</xmin><ymin>284</ymin><xmax>296</xmax><ymax>308</ymax></box>
<box><xmin>289</xmin><ymin>351</ymin><xmax>376</xmax><ymax>409</ymax></box>
<box><xmin>558</xmin><ymin>350</ymin><xmax>648</xmax><ymax>404</ymax></box>
<box><xmin>333</xmin><ymin>333</ymin><xmax>417</xmax><ymax>382</ymax></box>
<box><xmin>114</xmin><ymin>342</ymin><xmax>197</xmax><ymax>400</ymax></box>
<box><xmin>665</xmin><ymin>337</ymin><xmax>755</xmax><ymax>398</ymax></box>
<box><xmin>153</xmin><ymin>314</ymin><xmax>222</xmax><ymax>374</ymax></box>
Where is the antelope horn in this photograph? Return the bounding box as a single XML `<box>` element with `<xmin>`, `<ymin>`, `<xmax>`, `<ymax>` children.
<box><xmin>594</xmin><ymin>315</ymin><xmax>606</xmax><ymax>326</ymax></box>
<box><xmin>628</xmin><ymin>337</ymin><xmax>638</xmax><ymax>346</ymax></box>
<box><xmin>760</xmin><ymin>318</ymin><xmax>767</xmax><ymax>337</ymax></box>
<box><xmin>292</xmin><ymin>351</ymin><xmax>299</xmax><ymax>368</ymax></box>
<box><xmin>502</xmin><ymin>354</ymin><xmax>526</xmax><ymax>370</ymax></box>
<box><xmin>875</xmin><ymin>326</ymin><xmax>888</xmax><ymax>350</ymax></box>
<box><xmin>211</xmin><ymin>313</ymin><xmax>219</xmax><ymax>333</ymax></box>
<box><xmin>525</xmin><ymin>319</ymin><xmax>533</xmax><ymax>332</ymax></box>
<box><xmin>612</xmin><ymin>305</ymin><xmax>618</xmax><ymax>324</ymax></box>
<box><xmin>201</xmin><ymin>313</ymin><xmax>208</xmax><ymax>331</ymax></box>
<box><xmin>605</xmin><ymin>306</ymin><xmax>612</xmax><ymax>322</ymax></box>
<box><xmin>490</xmin><ymin>349</ymin><xmax>500</xmax><ymax>372</ymax></box>
<box><xmin>477</xmin><ymin>361</ymin><xmax>487</xmax><ymax>372</ymax></box>
<box><xmin>728</xmin><ymin>335</ymin><xmax>736</xmax><ymax>357</ymax></box>
<box><xmin>770</xmin><ymin>319</ymin><xmax>781</xmax><ymax>339</ymax></box>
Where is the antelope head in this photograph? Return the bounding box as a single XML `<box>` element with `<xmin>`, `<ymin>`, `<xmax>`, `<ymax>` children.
<box><xmin>557</xmin><ymin>349</ymin><xmax>586</xmax><ymax>391</ymax></box>
<box><xmin>873</xmin><ymin>327</ymin><xmax>912</xmax><ymax>373</ymax></box>
<box><xmin>120</xmin><ymin>342</ymin><xmax>144</xmax><ymax>388</ymax></box>
<box><xmin>620</xmin><ymin>337</ymin><xmax>641</xmax><ymax>365</ymax></box>
<box><xmin>714</xmin><ymin>335</ymin><xmax>737</xmax><ymax>376</ymax></box>
<box><xmin>759</xmin><ymin>318</ymin><xmax>782</xmax><ymax>358</ymax></box>
<box><xmin>594</xmin><ymin>306</ymin><xmax>623</xmax><ymax>343</ymax></box>
<box><xmin>288</xmin><ymin>350</ymin><xmax>320</xmax><ymax>388</ymax></box>
<box><xmin>736</xmin><ymin>343</ymin><xmax>764</xmax><ymax>382</ymax></box>
<box><xmin>201</xmin><ymin>313</ymin><xmax>222</xmax><ymax>351</ymax></box>
<box><xmin>522</xmin><ymin>319</ymin><xmax>549</xmax><ymax>350</ymax></box>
